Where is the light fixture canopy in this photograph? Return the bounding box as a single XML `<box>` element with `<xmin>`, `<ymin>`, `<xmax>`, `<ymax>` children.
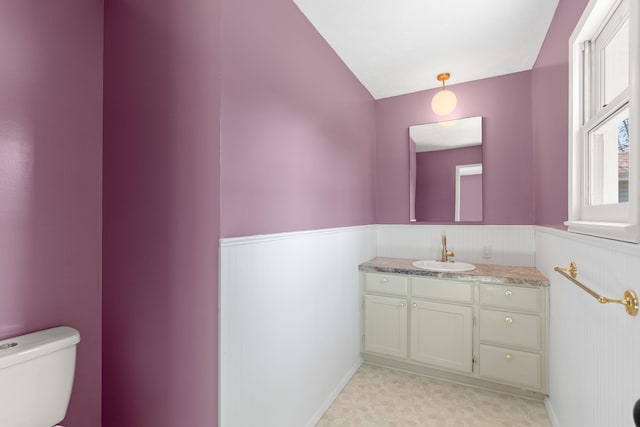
<box><xmin>431</xmin><ymin>72</ymin><xmax>457</xmax><ymax>116</ymax></box>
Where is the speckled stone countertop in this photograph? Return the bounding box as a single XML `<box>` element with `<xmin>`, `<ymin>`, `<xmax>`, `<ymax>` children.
<box><xmin>359</xmin><ymin>257</ymin><xmax>549</xmax><ymax>287</ymax></box>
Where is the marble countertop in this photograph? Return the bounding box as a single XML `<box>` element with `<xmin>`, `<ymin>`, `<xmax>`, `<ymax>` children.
<box><xmin>359</xmin><ymin>257</ymin><xmax>550</xmax><ymax>287</ymax></box>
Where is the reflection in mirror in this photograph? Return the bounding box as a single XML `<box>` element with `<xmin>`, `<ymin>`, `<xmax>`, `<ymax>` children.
<box><xmin>456</xmin><ymin>163</ymin><xmax>483</xmax><ymax>221</ymax></box>
<box><xmin>409</xmin><ymin>116</ymin><xmax>483</xmax><ymax>222</ymax></box>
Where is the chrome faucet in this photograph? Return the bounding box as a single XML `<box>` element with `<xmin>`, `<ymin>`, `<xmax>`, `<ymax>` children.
<box><xmin>438</xmin><ymin>234</ymin><xmax>455</xmax><ymax>262</ymax></box>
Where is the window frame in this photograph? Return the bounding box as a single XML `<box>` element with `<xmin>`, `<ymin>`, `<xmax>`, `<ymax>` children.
<box><xmin>567</xmin><ymin>0</ymin><xmax>640</xmax><ymax>242</ymax></box>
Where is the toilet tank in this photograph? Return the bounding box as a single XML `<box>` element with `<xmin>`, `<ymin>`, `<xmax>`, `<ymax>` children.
<box><xmin>0</xmin><ymin>327</ymin><xmax>80</xmax><ymax>427</ymax></box>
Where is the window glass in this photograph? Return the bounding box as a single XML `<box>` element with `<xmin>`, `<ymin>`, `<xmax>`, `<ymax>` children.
<box><xmin>601</xmin><ymin>18</ymin><xmax>629</xmax><ymax>107</ymax></box>
<box><xmin>587</xmin><ymin>105</ymin><xmax>629</xmax><ymax>205</ymax></box>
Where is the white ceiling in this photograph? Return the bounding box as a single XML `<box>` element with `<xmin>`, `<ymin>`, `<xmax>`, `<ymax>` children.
<box><xmin>293</xmin><ymin>0</ymin><xmax>560</xmax><ymax>99</ymax></box>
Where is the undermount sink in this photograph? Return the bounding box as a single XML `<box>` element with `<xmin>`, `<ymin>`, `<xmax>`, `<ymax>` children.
<box><xmin>412</xmin><ymin>260</ymin><xmax>476</xmax><ymax>272</ymax></box>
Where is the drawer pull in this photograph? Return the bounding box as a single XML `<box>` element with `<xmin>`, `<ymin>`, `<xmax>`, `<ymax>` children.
<box><xmin>381</xmin><ymin>278</ymin><xmax>388</xmax><ymax>283</ymax></box>
<box><xmin>505</xmin><ymin>353</ymin><xmax>513</xmax><ymax>360</ymax></box>
<box><xmin>412</xmin><ymin>303</ymin><xmax>417</xmax><ymax>308</ymax></box>
<box><xmin>400</xmin><ymin>303</ymin><xmax>405</xmax><ymax>308</ymax></box>
<box><xmin>505</xmin><ymin>290</ymin><xmax>513</xmax><ymax>297</ymax></box>
<box><xmin>505</xmin><ymin>316</ymin><xmax>513</xmax><ymax>324</ymax></box>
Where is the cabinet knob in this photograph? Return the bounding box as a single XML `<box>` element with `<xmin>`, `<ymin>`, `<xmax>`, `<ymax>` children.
<box><xmin>400</xmin><ymin>303</ymin><xmax>405</xmax><ymax>308</ymax></box>
<box><xmin>505</xmin><ymin>290</ymin><xmax>513</xmax><ymax>297</ymax></box>
<box><xmin>412</xmin><ymin>303</ymin><xmax>417</xmax><ymax>308</ymax></box>
<box><xmin>505</xmin><ymin>353</ymin><xmax>513</xmax><ymax>360</ymax></box>
<box><xmin>505</xmin><ymin>317</ymin><xmax>513</xmax><ymax>324</ymax></box>
<box><xmin>381</xmin><ymin>278</ymin><xmax>388</xmax><ymax>283</ymax></box>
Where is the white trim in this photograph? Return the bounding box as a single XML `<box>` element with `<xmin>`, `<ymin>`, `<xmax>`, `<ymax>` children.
<box><xmin>567</xmin><ymin>0</ymin><xmax>639</xmax><ymax>242</ymax></box>
<box><xmin>545</xmin><ymin>398</ymin><xmax>561</xmax><ymax>427</ymax></box>
<box><xmin>303</xmin><ymin>359</ymin><xmax>363</xmax><ymax>427</ymax></box>
<box><xmin>219</xmin><ymin>224</ymin><xmax>377</xmax><ymax>247</ymax></box>
<box><xmin>565</xmin><ymin>219</ymin><xmax>640</xmax><ymax>242</ymax></box>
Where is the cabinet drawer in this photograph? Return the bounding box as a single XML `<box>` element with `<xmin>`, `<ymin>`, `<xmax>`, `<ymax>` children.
<box><xmin>364</xmin><ymin>273</ymin><xmax>408</xmax><ymax>296</ymax></box>
<box><xmin>411</xmin><ymin>277</ymin><xmax>473</xmax><ymax>304</ymax></box>
<box><xmin>479</xmin><ymin>284</ymin><xmax>541</xmax><ymax>312</ymax></box>
<box><xmin>479</xmin><ymin>310</ymin><xmax>541</xmax><ymax>350</ymax></box>
<box><xmin>479</xmin><ymin>345</ymin><xmax>541</xmax><ymax>389</ymax></box>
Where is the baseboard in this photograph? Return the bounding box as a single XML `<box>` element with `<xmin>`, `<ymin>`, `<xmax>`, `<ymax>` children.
<box><xmin>545</xmin><ymin>398</ymin><xmax>560</xmax><ymax>427</ymax></box>
<box><xmin>304</xmin><ymin>358</ymin><xmax>363</xmax><ymax>427</ymax></box>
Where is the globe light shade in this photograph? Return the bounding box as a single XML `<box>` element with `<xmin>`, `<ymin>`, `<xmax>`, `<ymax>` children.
<box><xmin>431</xmin><ymin>89</ymin><xmax>457</xmax><ymax>116</ymax></box>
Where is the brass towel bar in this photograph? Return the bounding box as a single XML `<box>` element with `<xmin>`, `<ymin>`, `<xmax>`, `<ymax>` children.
<box><xmin>554</xmin><ymin>262</ymin><xmax>639</xmax><ymax>316</ymax></box>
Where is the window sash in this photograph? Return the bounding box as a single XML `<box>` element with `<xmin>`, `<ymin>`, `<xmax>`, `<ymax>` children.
<box><xmin>591</xmin><ymin>0</ymin><xmax>629</xmax><ymax>116</ymax></box>
<box><xmin>567</xmin><ymin>0</ymin><xmax>639</xmax><ymax>242</ymax></box>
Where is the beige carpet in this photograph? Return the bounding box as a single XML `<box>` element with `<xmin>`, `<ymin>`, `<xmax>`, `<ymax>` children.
<box><xmin>317</xmin><ymin>364</ymin><xmax>551</xmax><ymax>427</ymax></box>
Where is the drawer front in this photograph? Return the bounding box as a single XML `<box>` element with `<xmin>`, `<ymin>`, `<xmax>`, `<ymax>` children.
<box><xmin>411</xmin><ymin>277</ymin><xmax>473</xmax><ymax>304</ymax></box>
<box><xmin>479</xmin><ymin>345</ymin><xmax>541</xmax><ymax>390</ymax></box>
<box><xmin>479</xmin><ymin>310</ymin><xmax>541</xmax><ymax>350</ymax></box>
<box><xmin>364</xmin><ymin>273</ymin><xmax>408</xmax><ymax>296</ymax></box>
<box><xmin>479</xmin><ymin>284</ymin><xmax>541</xmax><ymax>312</ymax></box>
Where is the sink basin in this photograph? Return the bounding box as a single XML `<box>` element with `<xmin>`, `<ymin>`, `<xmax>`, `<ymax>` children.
<box><xmin>412</xmin><ymin>260</ymin><xmax>476</xmax><ymax>272</ymax></box>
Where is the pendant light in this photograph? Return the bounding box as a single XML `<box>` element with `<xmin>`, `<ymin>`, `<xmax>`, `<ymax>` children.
<box><xmin>431</xmin><ymin>72</ymin><xmax>457</xmax><ymax>116</ymax></box>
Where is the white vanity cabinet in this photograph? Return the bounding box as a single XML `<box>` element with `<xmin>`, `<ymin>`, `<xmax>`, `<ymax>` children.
<box><xmin>409</xmin><ymin>277</ymin><xmax>473</xmax><ymax>373</ymax></box>
<box><xmin>362</xmin><ymin>273</ymin><xmax>408</xmax><ymax>358</ymax></box>
<box><xmin>362</xmin><ymin>273</ymin><xmax>474</xmax><ymax>374</ymax></box>
<box><xmin>478</xmin><ymin>283</ymin><xmax>546</xmax><ymax>391</ymax></box>
<box><xmin>409</xmin><ymin>299</ymin><xmax>473</xmax><ymax>373</ymax></box>
<box><xmin>363</xmin><ymin>294</ymin><xmax>407</xmax><ymax>358</ymax></box>
<box><xmin>360</xmin><ymin>265</ymin><xmax>549</xmax><ymax>398</ymax></box>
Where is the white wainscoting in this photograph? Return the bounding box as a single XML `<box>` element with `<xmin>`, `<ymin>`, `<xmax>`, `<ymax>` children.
<box><xmin>377</xmin><ymin>224</ymin><xmax>536</xmax><ymax>266</ymax></box>
<box><xmin>219</xmin><ymin>225</ymin><xmax>377</xmax><ymax>427</ymax></box>
<box><xmin>536</xmin><ymin>227</ymin><xmax>640</xmax><ymax>427</ymax></box>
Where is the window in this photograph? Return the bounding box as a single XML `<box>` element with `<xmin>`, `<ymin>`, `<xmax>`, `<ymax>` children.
<box><xmin>567</xmin><ymin>0</ymin><xmax>639</xmax><ymax>242</ymax></box>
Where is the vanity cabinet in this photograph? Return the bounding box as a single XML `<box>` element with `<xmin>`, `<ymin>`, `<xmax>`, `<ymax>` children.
<box><xmin>360</xmin><ymin>265</ymin><xmax>549</xmax><ymax>398</ymax></box>
<box><xmin>363</xmin><ymin>273</ymin><xmax>474</xmax><ymax>374</ymax></box>
<box><xmin>409</xmin><ymin>276</ymin><xmax>473</xmax><ymax>373</ymax></box>
<box><xmin>478</xmin><ymin>283</ymin><xmax>545</xmax><ymax>390</ymax></box>
<box><xmin>409</xmin><ymin>300</ymin><xmax>473</xmax><ymax>373</ymax></box>
<box><xmin>363</xmin><ymin>294</ymin><xmax>407</xmax><ymax>358</ymax></box>
<box><xmin>362</xmin><ymin>273</ymin><xmax>408</xmax><ymax>359</ymax></box>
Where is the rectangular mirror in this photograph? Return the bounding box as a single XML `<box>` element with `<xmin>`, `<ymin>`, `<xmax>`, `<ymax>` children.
<box><xmin>409</xmin><ymin>116</ymin><xmax>483</xmax><ymax>222</ymax></box>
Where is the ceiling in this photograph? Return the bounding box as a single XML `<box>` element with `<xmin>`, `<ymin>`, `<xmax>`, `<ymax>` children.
<box><xmin>293</xmin><ymin>0</ymin><xmax>560</xmax><ymax>99</ymax></box>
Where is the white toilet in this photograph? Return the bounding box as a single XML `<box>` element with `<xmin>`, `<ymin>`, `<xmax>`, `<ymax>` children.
<box><xmin>0</xmin><ymin>326</ymin><xmax>80</xmax><ymax>427</ymax></box>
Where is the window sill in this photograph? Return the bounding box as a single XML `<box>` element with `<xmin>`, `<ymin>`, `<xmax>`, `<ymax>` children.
<box><xmin>565</xmin><ymin>220</ymin><xmax>640</xmax><ymax>243</ymax></box>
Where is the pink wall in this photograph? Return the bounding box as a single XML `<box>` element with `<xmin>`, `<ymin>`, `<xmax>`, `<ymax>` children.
<box><xmin>0</xmin><ymin>2</ymin><xmax>103</xmax><ymax>426</ymax></box>
<box><xmin>376</xmin><ymin>71</ymin><xmax>534</xmax><ymax>224</ymax></box>
<box><xmin>103</xmin><ymin>0</ymin><xmax>220</xmax><ymax>426</ymax></box>
<box><xmin>414</xmin><ymin>146</ymin><xmax>482</xmax><ymax>222</ymax></box>
<box><xmin>220</xmin><ymin>0</ymin><xmax>377</xmax><ymax>238</ymax></box>
<box><xmin>532</xmin><ymin>0</ymin><xmax>589</xmax><ymax>227</ymax></box>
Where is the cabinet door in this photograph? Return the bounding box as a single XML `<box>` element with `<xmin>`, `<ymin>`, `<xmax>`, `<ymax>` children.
<box><xmin>410</xmin><ymin>300</ymin><xmax>473</xmax><ymax>373</ymax></box>
<box><xmin>364</xmin><ymin>294</ymin><xmax>407</xmax><ymax>359</ymax></box>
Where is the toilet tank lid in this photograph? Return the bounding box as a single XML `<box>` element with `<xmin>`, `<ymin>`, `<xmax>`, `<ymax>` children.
<box><xmin>0</xmin><ymin>327</ymin><xmax>80</xmax><ymax>369</ymax></box>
